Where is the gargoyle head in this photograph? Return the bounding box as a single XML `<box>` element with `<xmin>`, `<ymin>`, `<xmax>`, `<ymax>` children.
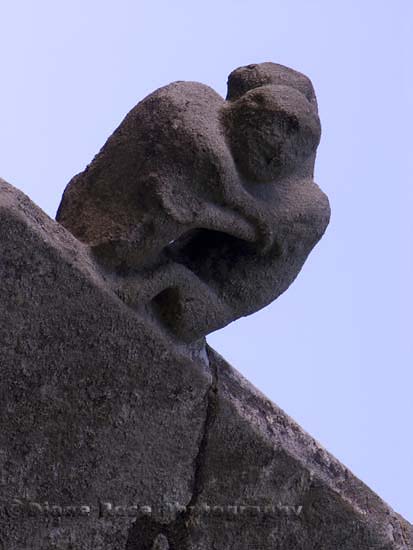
<box><xmin>56</xmin><ymin>62</ymin><xmax>330</xmax><ymax>343</ymax></box>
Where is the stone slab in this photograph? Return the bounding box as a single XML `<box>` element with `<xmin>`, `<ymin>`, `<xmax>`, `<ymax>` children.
<box><xmin>0</xmin><ymin>179</ymin><xmax>412</xmax><ymax>548</ymax></box>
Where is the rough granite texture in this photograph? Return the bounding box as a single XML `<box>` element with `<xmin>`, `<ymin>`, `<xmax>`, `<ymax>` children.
<box><xmin>1</xmin><ymin>183</ymin><xmax>412</xmax><ymax>549</ymax></box>
<box><xmin>56</xmin><ymin>63</ymin><xmax>330</xmax><ymax>343</ymax></box>
<box><xmin>1</xmin><ymin>63</ymin><xmax>412</xmax><ymax>549</ymax></box>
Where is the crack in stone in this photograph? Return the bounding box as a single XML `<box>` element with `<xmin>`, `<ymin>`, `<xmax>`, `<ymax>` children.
<box><xmin>125</xmin><ymin>348</ymin><xmax>219</xmax><ymax>550</ymax></box>
<box><xmin>184</xmin><ymin>346</ymin><xmax>219</xmax><ymax>513</ymax></box>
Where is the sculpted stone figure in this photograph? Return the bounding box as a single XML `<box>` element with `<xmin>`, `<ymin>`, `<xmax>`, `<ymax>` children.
<box><xmin>2</xmin><ymin>63</ymin><xmax>411</xmax><ymax>550</ymax></box>
<box><xmin>56</xmin><ymin>62</ymin><xmax>330</xmax><ymax>342</ymax></box>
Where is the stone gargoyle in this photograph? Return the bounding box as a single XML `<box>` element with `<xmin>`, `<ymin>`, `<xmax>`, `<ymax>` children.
<box><xmin>56</xmin><ymin>62</ymin><xmax>330</xmax><ymax>343</ymax></box>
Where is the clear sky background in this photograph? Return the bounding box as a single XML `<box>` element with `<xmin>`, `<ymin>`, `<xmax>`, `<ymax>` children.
<box><xmin>1</xmin><ymin>0</ymin><xmax>412</xmax><ymax>522</ymax></box>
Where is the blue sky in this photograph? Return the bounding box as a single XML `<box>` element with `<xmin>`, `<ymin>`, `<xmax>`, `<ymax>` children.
<box><xmin>1</xmin><ymin>1</ymin><xmax>412</xmax><ymax>521</ymax></box>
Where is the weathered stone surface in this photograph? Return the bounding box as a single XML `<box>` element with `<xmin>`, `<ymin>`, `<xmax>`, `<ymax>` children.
<box><xmin>1</xmin><ymin>178</ymin><xmax>412</xmax><ymax>549</ymax></box>
<box><xmin>0</xmin><ymin>179</ymin><xmax>211</xmax><ymax>548</ymax></box>
<box><xmin>1</xmin><ymin>62</ymin><xmax>412</xmax><ymax>549</ymax></box>
<box><xmin>176</xmin><ymin>351</ymin><xmax>413</xmax><ymax>549</ymax></box>
<box><xmin>56</xmin><ymin>63</ymin><xmax>330</xmax><ymax>343</ymax></box>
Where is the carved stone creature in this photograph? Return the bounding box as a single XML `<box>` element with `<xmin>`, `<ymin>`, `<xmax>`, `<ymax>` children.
<box><xmin>56</xmin><ymin>62</ymin><xmax>330</xmax><ymax>342</ymax></box>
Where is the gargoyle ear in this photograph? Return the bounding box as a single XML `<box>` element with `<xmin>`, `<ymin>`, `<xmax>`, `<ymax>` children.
<box><xmin>154</xmin><ymin>179</ymin><xmax>200</xmax><ymax>226</ymax></box>
<box><xmin>226</xmin><ymin>62</ymin><xmax>318</xmax><ymax>109</ymax></box>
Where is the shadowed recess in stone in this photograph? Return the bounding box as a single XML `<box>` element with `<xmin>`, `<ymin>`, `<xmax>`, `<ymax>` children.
<box><xmin>56</xmin><ymin>62</ymin><xmax>331</xmax><ymax>343</ymax></box>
